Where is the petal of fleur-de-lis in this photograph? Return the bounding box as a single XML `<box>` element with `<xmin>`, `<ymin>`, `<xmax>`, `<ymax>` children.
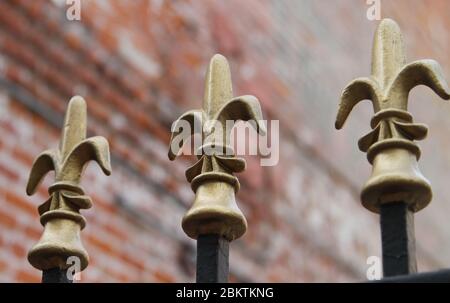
<box><xmin>335</xmin><ymin>19</ymin><xmax>450</xmax><ymax>214</ymax></box>
<box><xmin>387</xmin><ymin>59</ymin><xmax>450</xmax><ymax>109</ymax></box>
<box><xmin>168</xmin><ymin>54</ymin><xmax>265</xmax><ymax>241</ymax></box>
<box><xmin>58</xmin><ymin>136</ymin><xmax>111</xmax><ymax>182</ymax></box>
<box><xmin>26</xmin><ymin>150</ymin><xmax>59</xmax><ymax>196</ymax></box>
<box><xmin>26</xmin><ymin>96</ymin><xmax>111</xmax><ymax>271</ymax></box>
<box><xmin>336</xmin><ymin>19</ymin><xmax>450</xmax><ymax>130</ymax></box>
<box><xmin>335</xmin><ymin>77</ymin><xmax>382</xmax><ymax>130</ymax></box>
<box><xmin>168</xmin><ymin>109</ymin><xmax>203</xmax><ymax>161</ymax></box>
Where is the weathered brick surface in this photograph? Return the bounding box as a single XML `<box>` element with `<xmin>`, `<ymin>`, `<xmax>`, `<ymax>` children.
<box><xmin>0</xmin><ymin>0</ymin><xmax>448</xmax><ymax>282</ymax></box>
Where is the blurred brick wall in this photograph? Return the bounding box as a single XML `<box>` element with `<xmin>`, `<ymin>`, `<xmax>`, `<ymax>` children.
<box><xmin>0</xmin><ymin>0</ymin><xmax>449</xmax><ymax>282</ymax></box>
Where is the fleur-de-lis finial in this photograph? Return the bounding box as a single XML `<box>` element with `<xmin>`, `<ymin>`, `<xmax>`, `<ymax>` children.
<box><xmin>26</xmin><ymin>96</ymin><xmax>111</xmax><ymax>271</ymax></box>
<box><xmin>336</xmin><ymin>19</ymin><xmax>450</xmax><ymax>213</ymax></box>
<box><xmin>168</xmin><ymin>54</ymin><xmax>265</xmax><ymax>241</ymax></box>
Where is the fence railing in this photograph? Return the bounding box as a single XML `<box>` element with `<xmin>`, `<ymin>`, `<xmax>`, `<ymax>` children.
<box><xmin>23</xmin><ymin>18</ymin><xmax>450</xmax><ymax>283</ymax></box>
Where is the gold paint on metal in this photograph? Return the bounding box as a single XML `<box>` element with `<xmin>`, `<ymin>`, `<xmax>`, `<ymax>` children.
<box><xmin>26</xmin><ymin>96</ymin><xmax>111</xmax><ymax>271</ymax></box>
<box><xmin>336</xmin><ymin>19</ymin><xmax>450</xmax><ymax>213</ymax></box>
<box><xmin>168</xmin><ymin>54</ymin><xmax>265</xmax><ymax>241</ymax></box>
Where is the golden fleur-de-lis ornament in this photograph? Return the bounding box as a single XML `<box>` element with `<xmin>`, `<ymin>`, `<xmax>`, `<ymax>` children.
<box><xmin>336</xmin><ymin>19</ymin><xmax>450</xmax><ymax>213</ymax></box>
<box><xmin>168</xmin><ymin>54</ymin><xmax>265</xmax><ymax>241</ymax></box>
<box><xmin>26</xmin><ymin>96</ymin><xmax>111</xmax><ymax>271</ymax></box>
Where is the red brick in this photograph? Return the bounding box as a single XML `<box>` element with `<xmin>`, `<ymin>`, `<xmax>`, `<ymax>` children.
<box><xmin>120</xmin><ymin>253</ymin><xmax>146</xmax><ymax>272</ymax></box>
<box><xmin>0</xmin><ymin>209</ymin><xmax>16</xmax><ymax>229</ymax></box>
<box><xmin>102</xmin><ymin>223</ymin><xmax>128</xmax><ymax>242</ymax></box>
<box><xmin>0</xmin><ymin>0</ymin><xmax>448</xmax><ymax>283</ymax></box>
<box><xmin>11</xmin><ymin>243</ymin><xmax>26</xmax><ymax>258</ymax></box>
<box><xmin>12</xmin><ymin>146</ymin><xmax>34</xmax><ymax>167</ymax></box>
<box><xmin>0</xmin><ymin>162</ymin><xmax>19</xmax><ymax>181</ymax></box>
<box><xmin>24</xmin><ymin>224</ymin><xmax>41</xmax><ymax>240</ymax></box>
<box><xmin>0</xmin><ymin>259</ymin><xmax>7</xmax><ymax>272</ymax></box>
<box><xmin>15</xmin><ymin>269</ymin><xmax>40</xmax><ymax>283</ymax></box>
<box><xmin>153</xmin><ymin>270</ymin><xmax>175</xmax><ymax>283</ymax></box>
<box><xmin>90</xmin><ymin>194</ymin><xmax>117</xmax><ymax>216</ymax></box>
<box><xmin>85</xmin><ymin>234</ymin><xmax>111</xmax><ymax>252</ymax></box>
<box><xmin>2</xmin><ymin>189</ymin><xmax>36</xmax><ymax>216</ymax></box>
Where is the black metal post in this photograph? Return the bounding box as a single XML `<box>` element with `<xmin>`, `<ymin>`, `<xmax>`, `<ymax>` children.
<box><xmin>42</xmin><ymin>268</ymin><xmax>73</xmax><ymax>283</ymax></box>
<box><xmin>380</xmin><ymin>202</ymin><xmax>417</xmax><ymax>277</ymax></box>
<box><xmin>196</xmin><ymin>235</ymin><xmax>229</xmax><ymax>283</ymax></box>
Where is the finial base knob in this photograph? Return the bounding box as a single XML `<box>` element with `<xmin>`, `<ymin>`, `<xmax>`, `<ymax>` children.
<box><xmin>28</xmin><ymin>219</ymin><xmax>89</xmax><ymax>271</ymax></box>
<box><xmin>361</xmin><ymin>148</ymin><xmax>432</xmax><ymax>213</ymax></box>
<box><xmin>182</xmin><ymin>181</ymin><xmax>247</xmax><ymax>241</ymax></box>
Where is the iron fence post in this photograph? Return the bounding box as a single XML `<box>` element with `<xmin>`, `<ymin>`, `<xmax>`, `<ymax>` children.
<box><xmin>168</xmin><ymin>54</ymin><xmax>265</xmax><ymax>283</ymax></box>
<box><xmin>380</xmin><ymin>202</ymin><xmax>416</xmax><ymax>276</ymax></box>
<box><xmin>26</xmin><ymin>96</ymin><xmax>112</xmax><ymax>283</ymax></box>
<box><xmin>335</xmin><ymin>19</ymin><xmax>450</xmax><ymax>278</ymax></box>
<box><xmin>42</xmin><ymin>268</ymin><xmax>73</xmax><ymax>283</ymax></box>
<box><xmin>196</xmin><ymin>235</ymin><xmax>229</xmax><ymax>283</ymax></box>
